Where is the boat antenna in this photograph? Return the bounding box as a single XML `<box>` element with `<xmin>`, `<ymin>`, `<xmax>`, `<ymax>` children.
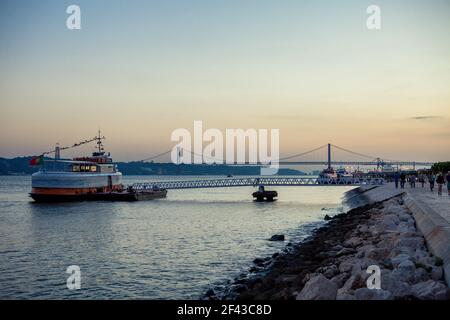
<box><xmin>96</xmin><ymin>129</ymin><xmax>106</xmax><ymax>153</ymax></box>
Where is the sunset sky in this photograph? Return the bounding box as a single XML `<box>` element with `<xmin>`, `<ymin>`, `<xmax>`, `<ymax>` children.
<box><xmin>0</xmin><ymin>0</ymin><xmax>449</xmax><ymax>162</ymax></box>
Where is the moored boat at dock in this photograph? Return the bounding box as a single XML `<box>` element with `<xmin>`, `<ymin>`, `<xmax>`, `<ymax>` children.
<box><xmin>317</xmin><ymin>167</ymin><xmax>375</xmax><ymax>185</ymax></box>
<box><xmin>31</xmin><ymin>159</ymin><xmax>123</xmax><ymax>202</ymax></box>
<box><xmin>29</xmin><ymin>132</ymin><xmax>167</xmax><ymax>202</ymax></box>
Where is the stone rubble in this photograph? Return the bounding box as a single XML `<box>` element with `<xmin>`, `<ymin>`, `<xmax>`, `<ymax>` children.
<box><xmin>212</xmin><ymin>195</ymin><xmax>450</xmax><ymax>300</ymax></box>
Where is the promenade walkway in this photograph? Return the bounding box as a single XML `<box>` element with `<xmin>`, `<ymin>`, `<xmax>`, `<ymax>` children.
<box><xmin>403</xmin><ymin>184</ymin><xmax>450</xmax><ymax>224</ymax></box>
<box><xmin>380</xmin><ymin>182</ymin><xmax>450</xmax><ymax>224</ymax></box>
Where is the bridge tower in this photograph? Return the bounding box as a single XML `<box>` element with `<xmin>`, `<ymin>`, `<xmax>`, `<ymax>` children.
<box><xmin>327</xmin><ymin>143</ymin><xmax>331</xmax><ymax>169</ymax></box>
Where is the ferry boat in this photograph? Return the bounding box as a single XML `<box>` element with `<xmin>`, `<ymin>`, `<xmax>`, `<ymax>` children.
<box><xmin>30</xmin><ymin>132</ymin><xmax>166</xmax><ymax>202</ymax></box>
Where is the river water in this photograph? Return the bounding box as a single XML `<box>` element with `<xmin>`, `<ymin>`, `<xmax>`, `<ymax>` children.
<box><xmin>0</xmin><ymin>175</ymin><xmax>354</xmax><ymax>299</ymax></box>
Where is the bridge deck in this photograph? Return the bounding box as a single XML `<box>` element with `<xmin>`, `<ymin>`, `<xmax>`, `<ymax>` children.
<box><xmin>132</xmin><ymin>177</ymin><xmax>385</xmax><ymax>190</ymax></box>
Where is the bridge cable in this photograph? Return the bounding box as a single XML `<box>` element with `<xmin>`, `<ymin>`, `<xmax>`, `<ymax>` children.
<box><xmin>331</xmin><ymin>144</ymin><xmax>380</xmax><ymax>161</ymax></box>
<box><xmin>331</xmin><ymin>144</ymin><xmax>403</xmax><ymax>164</ymax></box>
<box><xmin>279</xmin><ymin>144</ymin><xmax>328</xmax><ymax>161</ymax></box>
<box><xmin>140</xmin><ymin>150</ymin><xmax>173</xmax><ymax>162</ymax></box>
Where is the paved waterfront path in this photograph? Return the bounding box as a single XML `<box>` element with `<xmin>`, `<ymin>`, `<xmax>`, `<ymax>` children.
<box><xmin>384</xmin><ymin>182</ymin><xmax>450</xmax><ymax>224</ymax></box>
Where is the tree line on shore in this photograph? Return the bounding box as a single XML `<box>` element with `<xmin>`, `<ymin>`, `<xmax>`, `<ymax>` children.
<box><xmin>431</xmin><ymin>162</ymin><xmax>450</xmax><ymax>174</ymax></box>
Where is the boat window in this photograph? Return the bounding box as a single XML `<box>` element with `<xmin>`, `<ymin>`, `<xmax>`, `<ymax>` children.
<box><xmin>72</xmin><ymin>165</ymin><xmax>80</xmax><ymax>172</ymax></box>
<box><xmin>80</xmin><ymin>165</ymin><xmax>85</xmax><ymax>171</ymax></box>
<box><xmin>90</xmin><ymin>166</ymin><xmax>97</xmax><ymax>172</ymax></box>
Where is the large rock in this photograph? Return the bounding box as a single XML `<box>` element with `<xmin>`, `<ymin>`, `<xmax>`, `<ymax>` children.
<box><xmin>332</xmin><ymin>245</ymin><xmax>344</xmax><ymax>251</ymax></box>
<box><xmin>381</xmin><ymin>270</ymin><xmax>411</xmax><ymax>299</ymax></box>
<box><xmin>383</xmin><ymin>202</ymin><xmax>405</xmax><ymax>215</ymax></box>
<box><xmin>269</xmin><ymin>234</ymin><xmax>285</xmax><ymax>241</ymax></box>
<box><xmin>382</xmin><ymin>214</ymin><xmax>401</xmax><ymax>225</ymax></box>
<box><xmin>296</xmin><ymin>275</ymin><xmax>338</xmax><ymax>300</ymax></box>
<box><xmin>357</xmin><ymin>225</ymin><xmax>370</xmax><ymax>233</ymax></box>
<box><xmin>375</xmin><ymin>214</ymin><xmax>400</xmax><ymax>232</ymax></box>
<box><xmin>343</xmin><ymin>237</ymin><xmax>363</xmax><ymax>248</ymax></box>
<box><xmin>398</xmin><ymin>260</ymin><xmax>416</xmax><ymax>273</ymax></box>
<box><xmin>389</xmin><ymin>260</ymin><xmax>416</xmax><ymax>284</ymax></box>
<box><xmin>411</xmin><ymin>280</ymin><xmax>449</xmax><ymax>300</ymax></box>
<box><xmin>390</xmin><ymin>254</ymin><xmax>415</xmax><ymax>268</ymax></box>
<box><xmin>394</xmin><ymin>237</ymin><xmax>425</xmax><ymax>251</ymax></box>
<box><xmin>416</xmin><ymin>255</ymin><xmax>434</xmax><ymax>271</ymax></box>
<box><xmin>430</xmin><ymin>266</ymin><xmax>443</xmax><ymax>281</ymax></box>
<box><xmin>339</xmin><ymin>259</ymin><xmax>357</xmax><ymax>273</ymax></box>
<box><xmin>354</xmin><ymin>288</ymin><xmax>393</xmax><ymax>300</ymax></box>
<box><xmin>340</xmin><ymin>274</ymin><xmax>365</xmax><ymax>292</ymax></box>
<box><xmin>331</xmin><ymin>273</ymin><xmax>350</xmax><ymax>288</ymax></box>
<box><xmin>415</xmin><ymin>251</ymin><xmax>431</xmax><ymax>262</ymax></box>
<box><xmin>321</xmin><ymin>265</ymin><xmax>339</xmax><ymax>278</ymax></box>
<box><xmin>336</xmin><ymin>248</ymin><xmax>357</xmax><ymax>257</ymax></box>
<box><xmin>351</xmin><ymin>261</ymin><xmax>363</xmax><ymax>276</ymax></box>
<box><xmin>397</xmin><ymin>222</ymin><xmax>416</xmax><ymax>233</ymax></box>
<box><xmin>413</xmin><ymin>268</ymin><xmax>430</xmax><ymax>283</ymax></box>
<box><xmin>253</xmin><ymin>258</ymin><xmax>266</xmax><ymax>266</ymax></box>
<box><xmin>365</xmin><ymin>248</ymin><xmax>391</xmax><ymax>262</ymax></box>
<box><xmin>356</xmin><ymin>244</ymin><xmax>376</xmax><ymax>259</ymax></box>
<box><xmin>391</xmin><ymin>262</ymin><xmax>416</xmax><ymax>283</ymax></box>
<box><xmin>398</xmin><ymin>213</ymin><xmax>414</xmax><ymax>223</ymax></box>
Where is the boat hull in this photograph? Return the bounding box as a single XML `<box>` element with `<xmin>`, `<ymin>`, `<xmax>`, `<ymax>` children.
<box><xmin>30</xmin><ymin>189</ymin><xmax>168</xmax><ymax>202</ymax></box>
<box><xmin>30</xmin><ymin>171</ymin><xmax>124</xmax><ymax>202</ymax></box>
<box><xmin>30</xmin><ymin>193</ymin><xmax>94</xmax><ymax>202</ymax></box>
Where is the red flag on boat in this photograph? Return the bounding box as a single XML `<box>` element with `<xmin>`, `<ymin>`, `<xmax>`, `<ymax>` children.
<box><xmin>29</xmin><ymin>155</ymin><xmax>44</xmax><ymax>166</ymax></box>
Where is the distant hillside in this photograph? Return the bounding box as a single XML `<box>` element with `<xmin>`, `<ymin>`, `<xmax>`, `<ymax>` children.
<box><xmin>0</xmin><ymin>157</ymin><xmax>38</xmax><ymax>175</ymax></box>
<box><xmin>0</xmin><ymin>157</ymin><xmax>306</xmax><ymax>176</ymax></box>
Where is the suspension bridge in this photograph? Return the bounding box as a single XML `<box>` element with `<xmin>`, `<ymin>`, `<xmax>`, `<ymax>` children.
<box><xmin>40</xmin><ymin>135</ymin><xmax>434</xmax><ymax>169</ymax></box>
<box><xmin>130</xmin><ymin>143</ymin><xmax>435</xmax><ymax>192</ymax></box>
<box><xmin>140</xmin><ymin>143</ymin><xmax>435</xmax><ymax>169</ymax></box>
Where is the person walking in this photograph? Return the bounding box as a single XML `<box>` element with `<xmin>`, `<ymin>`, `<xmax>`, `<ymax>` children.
<box><xmin>436</xmin><ymin>173</ymin><xmax>444</xmax><ymax>196</ymax></box>
<box><xmin>394</xmin><ymin>172</ymin><xmax>399</xmax><ymax>189</ymax></box>
<box><xmin>419</xmin><ymin>174</ymin><xmax>425</xmax><ymax>188</ymax></box>
<box><xmin>400</xmin><ymin>173</ymin><xmax>406</xmax><ymax>189</ymax></box>
<box><xmin>428</xmin><ymin>174</ymin><xmax>435</xmax><ymax>193</ymax></box>
<box><xmin>410</xmin><ymin>175</ymin><xmax>416</xmax><ymax>188</ymax></box>
<box><xmin>446</xmin><ymin>172</ymin><xmax>450</xmax><ymax>196</ymax></box>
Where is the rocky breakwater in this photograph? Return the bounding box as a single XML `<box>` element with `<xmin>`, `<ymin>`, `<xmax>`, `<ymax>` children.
<box><xmin>213</xmin><ymin>194</ymin><xmax>449</xmax><ymax>300</ymax></box>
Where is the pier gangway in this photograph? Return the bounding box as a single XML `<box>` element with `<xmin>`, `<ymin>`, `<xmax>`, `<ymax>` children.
<box><xmin>132</xmin><ymin>177</ymin><xmax>384</xmax><ymax>190</ymax></box>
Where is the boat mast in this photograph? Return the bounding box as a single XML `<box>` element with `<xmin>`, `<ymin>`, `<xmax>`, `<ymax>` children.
<box><xmin>96</xmin><ymin>129</ymin><xmax>105</xmax><ymax>153</ymax></box>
